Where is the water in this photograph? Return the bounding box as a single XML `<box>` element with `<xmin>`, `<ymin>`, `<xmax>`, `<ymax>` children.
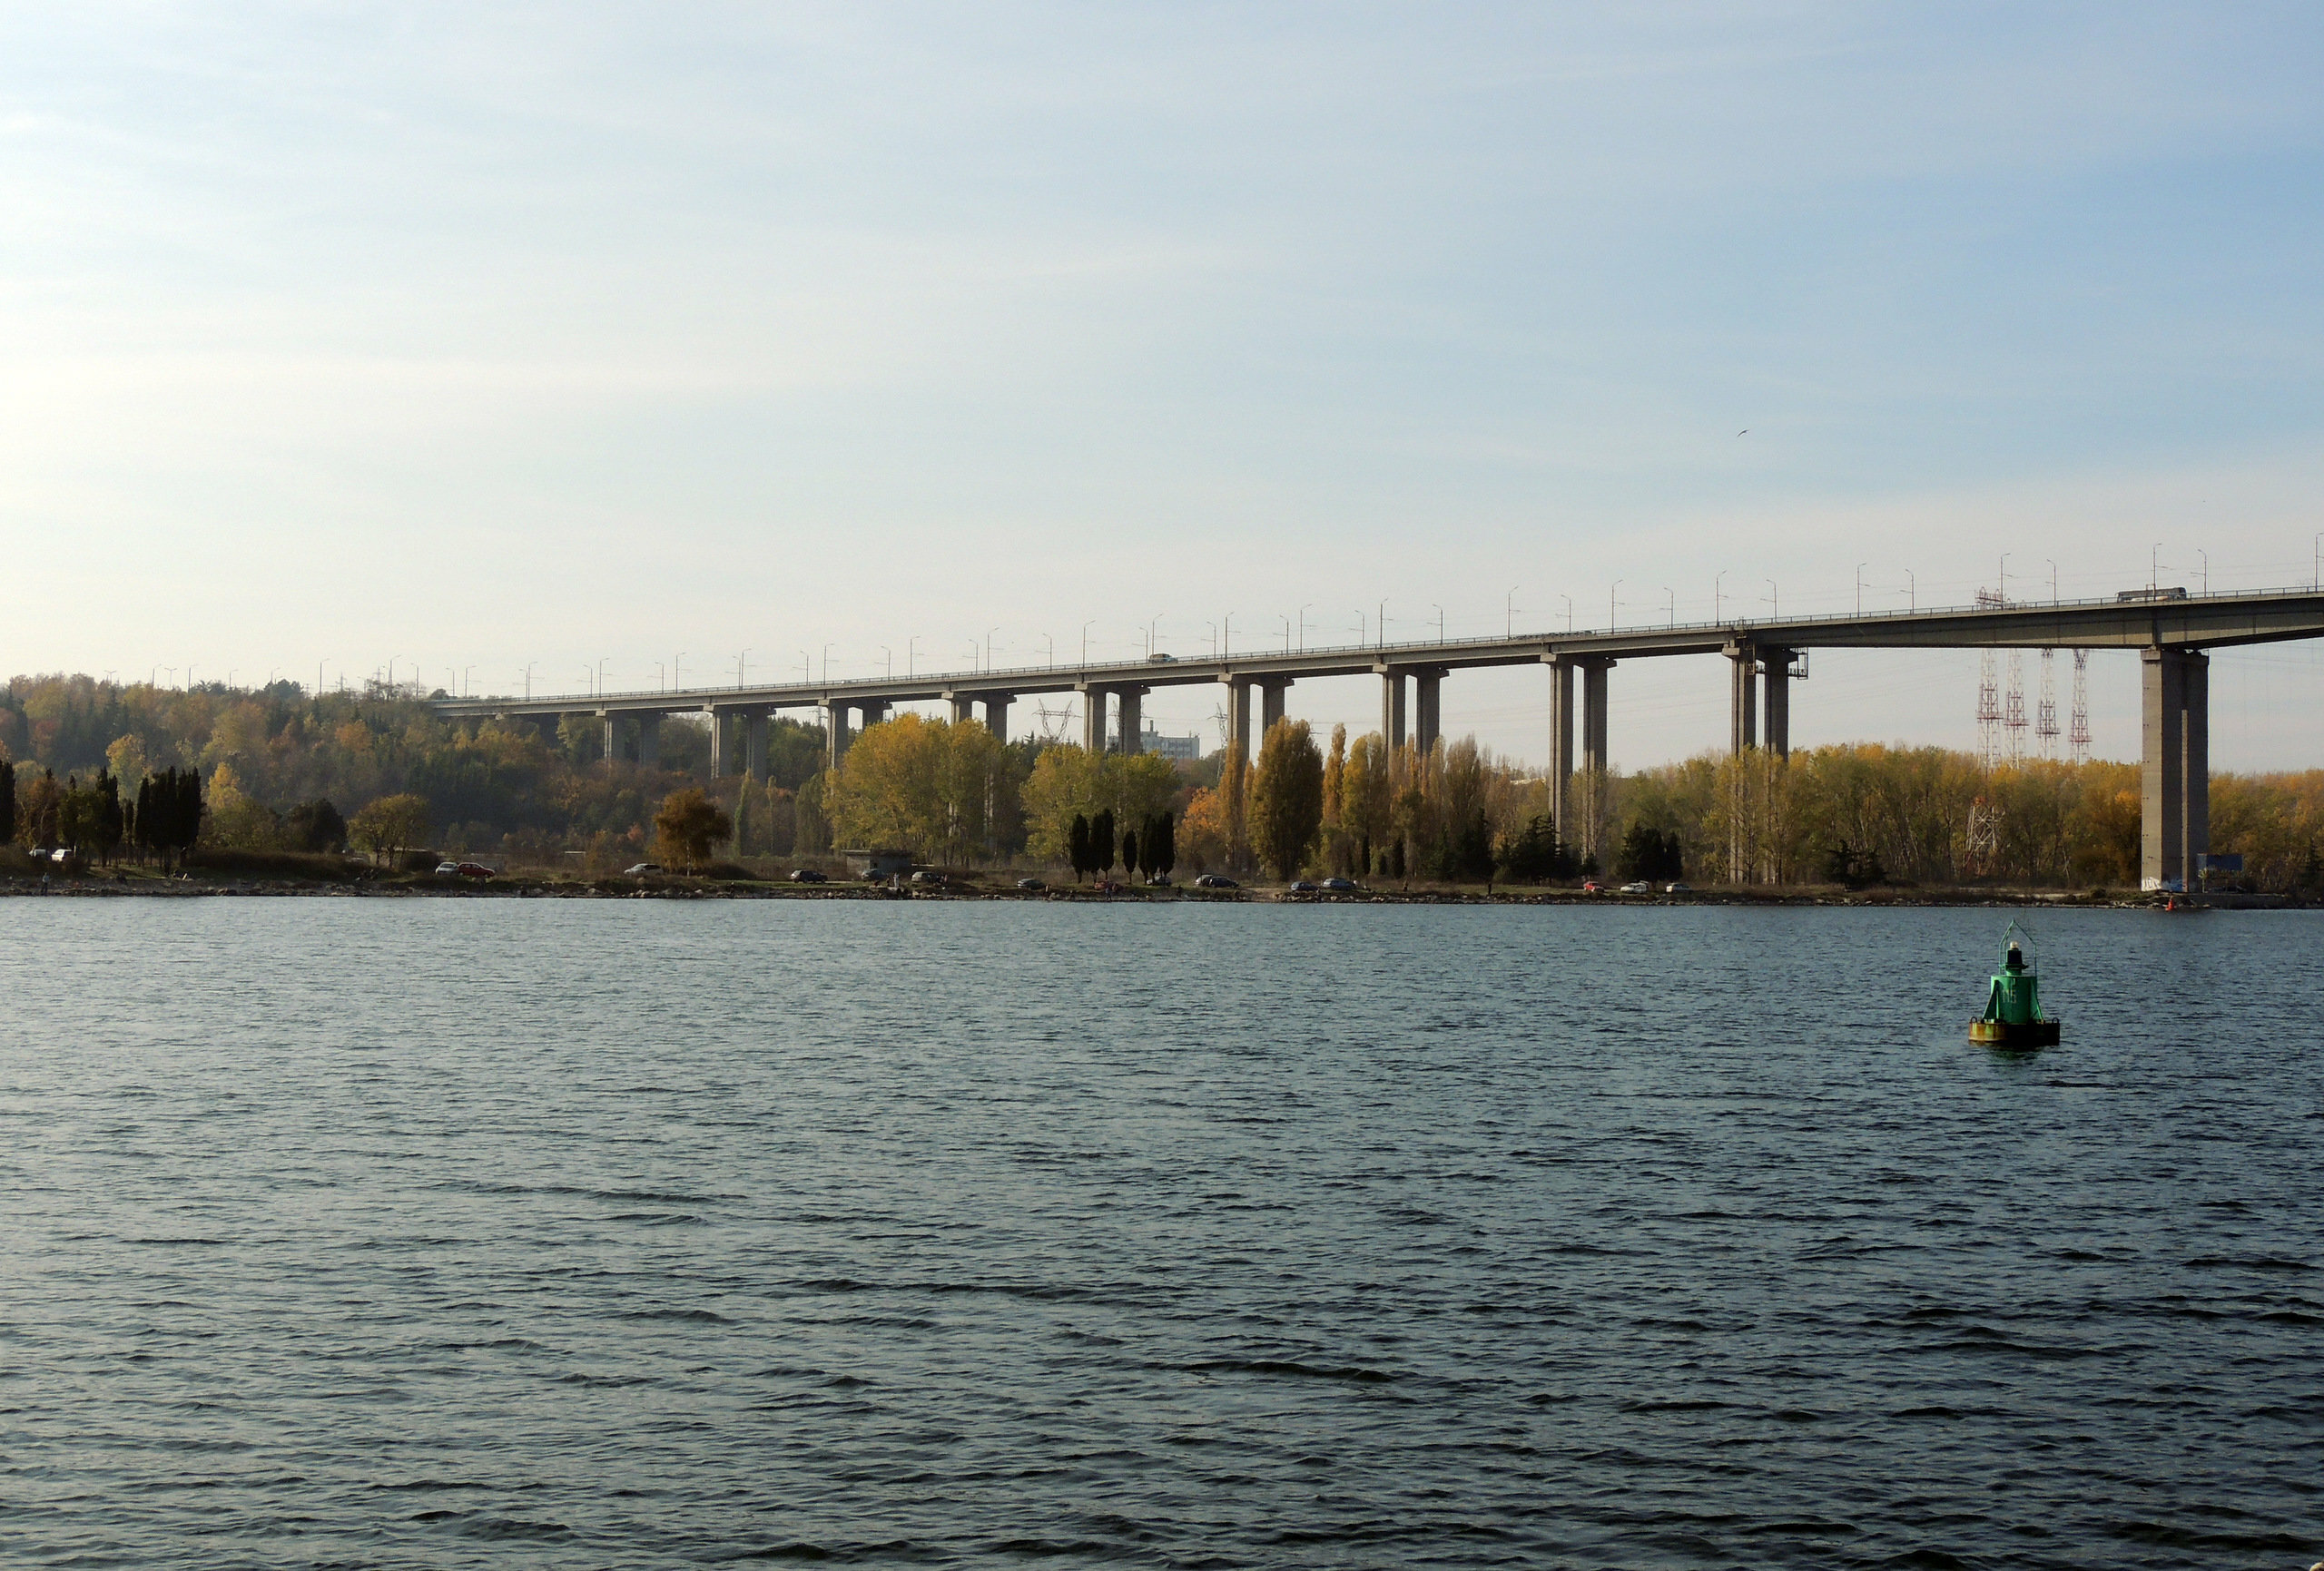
<box><xmin>3</xmin><ymin>899</ymin><xmax>2319</xmax><ymax>1569</ymax></box>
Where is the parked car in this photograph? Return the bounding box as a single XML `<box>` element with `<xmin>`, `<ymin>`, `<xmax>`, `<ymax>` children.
<box><xmin>1620</xmin><ymin>880</ymin><xmax>1652</xmax><ymax>894</ymax></box>
<box><xmin>435</xmin><ymin>860</ymin><xmax>462</xmax><ymax>876</ymax></box>
<box><xmin>455</xmin><ymin>862</ymin><xmax>498</xmax><ymax>879</ymax></box>
<box><xmin>1016</xmin><ymin>877</ymin><xmax>1046</xmax><ymax>891</ymax></box>
<box><xmin>788</xmin><ymin>868</ymin><xmax>827</xmax><ymax>883</ymax></box>
<box><xmin>1195</xmin><ymin>873</ymin><xmax>1239</xmax><ymax>889</ymax></box>
<box><xmin>910</xmin><ymin>869</ymin><xmax>947</xmax><ymax>885</ymax></box>
<box><xmin>1144</xmin><ymin>875</ymin><xmax>1172</xmax><ymax>887</ymax></box>
<box><xmin>622</xmin><ymin>862</ymin><xmax>663</xmax><ymax>877</ymax></box>
<box><xmin>1320</xmin><ymin>877</ymin><xmax>1358</xmax><ymax>892</ymax></box>
<box><xmin>1581</xmin><ymin>879</ymin><xmax>1605</xmax><ymax>893</ymax></box>
<box><xmin>1665</xmin><ymin>881</ymin><xmax>1692</xmax><ymax>894</ymax></box>
<box><xmin>1288</xmin><ymin>879</ymin><xmax>1320</xmax><ymax>893</ymax></box>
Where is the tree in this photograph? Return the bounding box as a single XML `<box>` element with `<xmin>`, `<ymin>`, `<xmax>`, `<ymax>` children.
<box><xmin>1154</xmin><ymin>810</ymin><xmax>1176</xmax><ymax>879</ymax></box>
<box><xmin>19</xmin><ymin>768</ymin><xmax>63</xmax><ymax>849</ymax></box>
<box><xmin>1443</xmin><ymin>805</ymin><xmax>1496</xmax><ymax>887</ymax></box>
<box><xmin>1341</xmin><ymin>733</ymin><xmax>1392</xmax><ymax>876</ymax></box>
<box><xmin>822</xmin><ymin>713</ymin><xmax>1003</xmax><ymax>863</ymax></box>
<box><xmin>1068</xmin><ymin>812</ymin><xmax>1092</xmax><ymax>882</ymax></box>
<box><xmin>1497</xmin><ymin>814</ymin><xmax>1567</xmax><ymax>884</ymax></box>
<box><xmin>1091</xmin><ymin>807</ymin><xmax>1117</xmax><ymax>880</ymax></box>
<box><xmin>88</xmin><ymin>769</ymin><xmax>124</xmax><ymax>863</ymax></box>
<box><xmin>1250</xmin><ymin>719</ymin><xmax>1325</xmax><ymax>881</ymax></box>
<box><xmin>0</xmin><ymin>760</ymin><xmax>14</xmax><ymax>845</ymax></box>
<box><xmin>1120</xmin><ymin>828</ymin><xmax>1138</xmax><ymax>882</ymax></box>
<box><xmin>285</xmin><ymin>799</ymin><xmax>349</xmax><ymax>853</ymax></box>
<box><xmin>652</xmin><ymin>788</ymin><xmax>734</xmax><ymax>870</ymax></box>
<box><xmin>349</xmin><ymin>793</ymin><xmax>432</xmax><ymax>865</ymax></box>
<box><xmin>1322</xmin><ymin>723</ymin><xmax>1348</xmax><ymax>874</ymax></box>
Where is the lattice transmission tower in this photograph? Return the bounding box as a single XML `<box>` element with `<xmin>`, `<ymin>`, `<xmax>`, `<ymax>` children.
<box><xmin>2004</xmin><ymin>648</ymin><xmax>2028</xmax><ymax>764</ymax></box>
<box><xmin>2036</xmin><ymin>648</ymin><xmax>2060</xmax><ymax>760</ymax></box>
<box><xmin>2069</xmin><ymin>650</ymin><xmax>2092</xmax><ymax>763</ymax></box>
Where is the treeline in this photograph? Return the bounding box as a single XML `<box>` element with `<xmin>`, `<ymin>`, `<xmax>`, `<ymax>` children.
<box><xmin>7</xmin><ymin>673</ymin><xmax>2323</xmax><ymax>889</ymax></box>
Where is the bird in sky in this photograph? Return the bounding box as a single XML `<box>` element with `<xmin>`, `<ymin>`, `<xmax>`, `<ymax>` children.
<box><xmin>1738</xmin><ymin>428</ymin><xmax>1748</xmax><ymax>437</ymax></box>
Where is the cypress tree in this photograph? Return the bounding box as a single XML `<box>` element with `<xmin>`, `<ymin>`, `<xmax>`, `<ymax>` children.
<box><xmin>0</xmin><ymin>759</ymin><xmax>13</xmax><ymax>845</ymax></box>
<box><xmin>1156</xmin><ymin>811</ymin><xmax>1175</xmax><ymax>879</ymax></box>
<box><xmin>1068</xmin><ymin>812</ymin><xmax>1091</xmax><ymax>882</ymax></box>
<box><xmin>1091</xmin><ymin>808</ymin><xmax>1116</xmax><ymax>879</ymax></box>
<box><xmin>1121</xmin><ymin>829</ymin><xmax>1138</xmax><ymax>882</ymax></box>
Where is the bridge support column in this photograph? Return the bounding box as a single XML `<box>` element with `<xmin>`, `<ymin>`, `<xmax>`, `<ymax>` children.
<box><xmin>1081</xmin><ymin>686</ymin><xmax>1108</xmax><ymax>752</ymax></box>
<box><xmin>1118</xmin><ymin>687</ymin><xmax>1146</xmax><ymax>754</ymax></box>
<box><xmin>599</xmin><ymin>710</ymin><xmax>618</xmax><ymax>768</ymax></box>
<box><xmin>983</xmin><ymin>694</ymin><xmax>1011</xmax><ymax>742</ymax></box>
<box><xmin>949</xmin><ymin>692</ymin><xmax>976</xmax><ymax>724</ymax></box>
<box><xmin>1581</xmin><ymin>659</ymin><xmax>1612</xmax><ymax>861</ymax></box>
<box><xmin>704</xmin><ymin>706</ymin><xmax>725</xmax><ymax>776</ymax></box>
<box><xmin>1544</xmin><ymin>656</ymin><xmax>1574</xmax><ymax>842</ymax></box>
<box><xmin>1413</xmin><ymin>669</ymin><xmax>1443</xmax><ymax>757</ymax></box>
<box><xmin>637</xmin><ymin>712</ymin><xmax>662</xmax><ymax>768</ymax></box>
<box><xmin>2142</xmin><ymin>647</ymin><xmax>2210</xmax><ymax>890</ymax></box>
<box><xmin>1728</xmin><ymin>643</ymin><xmax>1758</xmax><ymax>753</ymax></box>
<box><xmin>746</xmin><ymin>712</ymin><xmax>769</xmax><ymax>781</ymax></box>
<box><xmin>1763</xmin><ymin>649</ymin><xmax>1794</xmax><ymax>760</ymax></box>
<box><xmin>1223</xmin><ymin>677</ymin><xmax>1252</xmax><ymax>761</ymax></box>
<box><xmin>1379</xmin><ymin>670</ymin><xmax>1406</xmax><ymax>753</ymax></box>
<box><xmin>1259</xmin><ymin>677</ymin><xmax>1290</xmax><ymax>739</ymax></box>
<box><xmin>829</xmin><ymin>702</ymin><xmax>852</xmax><ymax>770</ymax></box>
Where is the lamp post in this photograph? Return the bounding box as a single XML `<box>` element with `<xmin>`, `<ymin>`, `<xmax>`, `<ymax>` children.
<box><xmin>1149</xmin><ymin>614</ymin><xmax>1165</xmax><ymax>658</ymax></box>
<box><xmin>1764</xmin><ymin>580</ymin><xmax>1777</xmax><ymax>619</ymax></box>
<box><xmin>1903</xmin><ymin>569</ymin><xmax>1915</xmax><ymax>612</ymax></box>
<box><xmin>1354</xmin><ymin>609</ymin><xmax>1366</xmax><ymax>646</ymax></box>
<box><xmin>985</xmin><ymin>628</ymin><xmax>998</xmax><ymax>673</ymax></box>
<box><xmin>2048</xmin><ymin>559</ymin><xmax>2059</xmax><ymax>604</ymax></box>
<box><xmin>1663</xmin><ymin>587</ymin><xmax>1675</xmax><ymax>627</ymax></box>
<box><xmin>736</xmin><ymin>650</ymin><xmax>750</xmax><ymax>690</ymax></box>
<box><xmin>1856</xmin><ymin>562</ymin><xmax>1866</xmax><ymax>616</ymax></box>
<box><xmin>675</xmin><ymin>652</ymin><xmax>684</xmax><ymax>691</ymax></box>
<box><xmin>1608</xmin><ymin>582</ymin><xmax>1620</xmax><ymax>631</ymax></box>
<box><xmin>1295</xmin><ymin>605</ymin><xmax>1309</xmax><ymax>653</ymax></box>
<box><xmin>1082</xmin><ymin>621</ymin><xmax>1096</xmax><ymax>666</ymax></box>
<box><xmin>1506</xmin><ymin>586</ymin><xmax>1518</xmax><ymax>638</ymax></box>
<box><xmin>523</xmin><ymin>663</ymin><xmax>534</xmax><ymax>700</ymax></box>
<box><xmin>1561</xmin><ymin>594</ymin><xmax>1572</xmax><ymax>633</ymax></box>
<box><xmin>881</xmin><ymin>646</ymin><xmax>891</xmax><ymax>678</ymax></box>
<box><xmin>2198</xmin><ymin>549</ymin><xmax>2208</xmax><ymax>595</ymax></box>
<box><xmin>1714</xmin><ymin>570</ymin><xmax>1725</xmax><ymax>623</ymax></box>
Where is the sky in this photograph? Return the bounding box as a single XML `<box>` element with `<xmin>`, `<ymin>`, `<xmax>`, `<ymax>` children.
<box><xmin>4</xmin><ymin>3</ymin><xmax>2321</xmax><ymax>771</ymax></box>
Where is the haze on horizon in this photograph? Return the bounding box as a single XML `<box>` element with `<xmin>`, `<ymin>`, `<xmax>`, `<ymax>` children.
<box><xmin>4</xmin><ymin>5</ymin><xmax>2321</xmax><ymax>771</ymax></box>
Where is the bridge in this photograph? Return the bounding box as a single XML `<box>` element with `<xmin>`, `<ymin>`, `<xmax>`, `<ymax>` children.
<box><xmin>434</xmin><ymin>584</ymin><xmax>2324</xmax><ymax>891</ymax></box>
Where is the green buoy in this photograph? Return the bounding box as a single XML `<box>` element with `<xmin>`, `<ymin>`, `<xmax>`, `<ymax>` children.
<box><xmin>1970</xmin><ymin>922</ymin><xmax>2062</xmax><ymax>1047</ymax></box>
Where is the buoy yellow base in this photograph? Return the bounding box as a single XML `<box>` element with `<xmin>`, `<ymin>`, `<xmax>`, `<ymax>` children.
<box><xmin>1970</xmin><ymin>1018</ymin><xmax>2061</xmax><ymax>1047</ymax></box>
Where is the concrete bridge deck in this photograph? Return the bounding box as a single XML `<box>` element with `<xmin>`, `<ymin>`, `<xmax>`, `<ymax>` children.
<box><xmin>431</xmin><ymin>584</ymin><xmax>2324</xmax><ymax>891</ymax></box>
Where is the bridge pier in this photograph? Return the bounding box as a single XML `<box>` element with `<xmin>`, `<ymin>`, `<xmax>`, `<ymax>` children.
<box><xmin>637</xmin><ymin>712</ymin><xmax>662</xmax><ymax>768</ymax></box>
<box><xmin>704</xmin><ymin>706</ymin><xmax>725</xmax><ymax>776</ymax></box>
<box><xmin>2142</xmin><ymin>647</ymin><xmax>2210</xmax><ymax>890</ymax></box>
<box><xmin>1259</xmin><ymin>677</ymin><xmax>1290</xmax><ymax>739</ymax></box>
<box><xmin>1728</xmin><ymin>643</ymin><xmax>1758</xmax><ymax>753</ymax></box>
<box><xmin>984</xmin><ymin>693</ymin><xmax>1011</xmax><ymax>743</ymax></box>
<box><xmin>598</xmin><ymin>710</ymin><xmax>618</xmax><ymax>768</ymax></box>
<box><xmin>1223</xmin><ymin>676</ymin><xmax>1253</xmax><ymax>761</ymax></box>
<box><xmin>828</xmin><ymin>701</ymin><xmax>852</xmax><ymax>769</ymax></box>
<box><xmin>1763</xmin><ymin>649</ymin><xmax>1794</xmax><ymax>759</ymax></box>
<box><xmin>1378</xmin><ymin>669</ymin><xmax>1406</xmax><ymax>753</ymax></box>
<box><xmin>1544</xmin><ymin>656</ymin><xmax>1575</xmax><ymax>841</ymax></box>
<box><xmin>1413</xmin><ymin>668</ymin><xmax>1443</xmax><ymax>756</ymax></box>
<box><xmin>1080</xmin><ymin>685</ymin><xmax>1108</xmax><ymax>751</ymax></box>
<box><xmin>746</xmin><ymin>712</ymin><xmax>769</xmax><ymax>781</ymax></box>
<box><xmin>1118</xmin><ymin>686</ymin><xmax>1147</xmax><ymax>754</ymax></box>
<box><xmin>948</xmin><ymin>692</ymin><xmax>975</xmax><ymax>724</ymax></box>
<box><xmin>1581</xmin><ymin>659</ymin><xmax>1612</xmax><ymax>861</ymax></box>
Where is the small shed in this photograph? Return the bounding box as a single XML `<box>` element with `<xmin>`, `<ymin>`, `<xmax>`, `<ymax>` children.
<box><xmin>842</xmin><ymin>848</ymin><xmax>915</xmax><ymax>881</ymax></box>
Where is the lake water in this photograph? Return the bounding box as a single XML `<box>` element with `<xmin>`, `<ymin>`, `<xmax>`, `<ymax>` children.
<box><xmin>3</xmin><ymin>898</ymin><xmax>2319</xmax><ymax>1569</ymax></box>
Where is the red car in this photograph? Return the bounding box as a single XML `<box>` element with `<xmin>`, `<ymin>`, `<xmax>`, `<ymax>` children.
<box><xmin>1581</xmin><ymin>879</ymin><xmax>1604</xmax><ymax>894</ymax></box>
<box><xmin>455</xmin><ymin>861</ymin><xmax>498</xmax><ymax>879</ymax></box>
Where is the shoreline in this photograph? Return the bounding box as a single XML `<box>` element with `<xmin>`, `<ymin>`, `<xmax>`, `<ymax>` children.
<box><xmin>1</xmin><ymin>874</ymin><xmax>2302</xmax><ymax>908</ymax></box>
